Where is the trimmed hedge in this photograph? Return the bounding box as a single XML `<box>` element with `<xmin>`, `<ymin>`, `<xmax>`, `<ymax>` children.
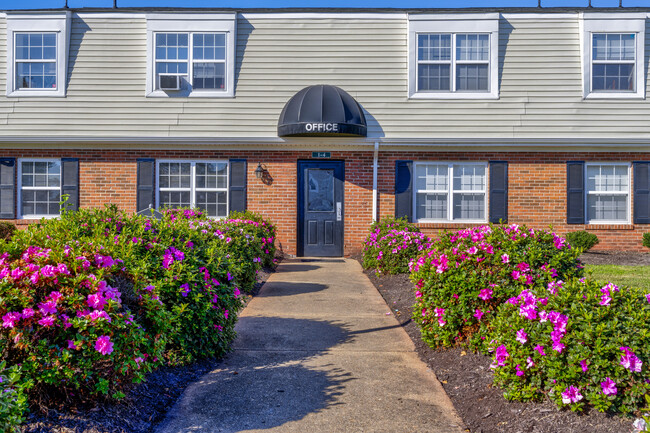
<box><xmin>0</xmin><ymin>205</ymin><xmax>276</xmax><ymax>430</ymax></box>
<box><xmin>565</xmin><ymin>231</ymin><xmax>599</xmax><ymax>252</ymax></box>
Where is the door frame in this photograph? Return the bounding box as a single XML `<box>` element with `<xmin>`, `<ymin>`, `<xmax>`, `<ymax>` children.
<box><xmin>297</xmin><ymin>159</ymin><xmax>345</xmax><ymax>257</ymax></box>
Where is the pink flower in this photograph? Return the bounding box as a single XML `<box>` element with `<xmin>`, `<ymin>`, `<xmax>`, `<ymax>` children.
<box><xmin>67</xmin><ymin>340</ymin><xmax>78</xmax><ymax>350</ymax></box>
<box><xmin>40</xmin><ymin>265</ymin><xmax>58</xmax><ymax>278</ymax></box>
<box><xmin>526</xmin><ymin>357</ymin><xmax>535</xmax><ymax>368</ymax></box>
<box><xmin>534</xmin><ymin>345</ymin><xmax>546</xmax><ymax>356</ymax></box>
<box><xmin>478</xmin><ymin>288</ymin><xmax>493</xmax><ymax>301</ymax></box>
<box><xmin>415</xmin><ymin>290</ymin><xmax>422</xmax><ymax>299</ymax></box>
<box><xmin>511</xmin><ymin>270</ymin><xmax>521</xmax><ymax>280</ymax></box>
<box><xmin>21</xmin><ymin>308</ymin><xmax>34</xmax><ymax>319</ymax></box>
<box><xmin>38</xmin><ymin>300</ymin><xmax>57</xmax><ymax>315</ymax></box>
<box><xmin>495</xmin><ymin>345</ymin><xmax>509</xmax><ymax>367</ymax></box>
<box><xmin>2</xmin><ymin>312</ymin><xmax>21</xmax><ymax>328</ymax></box>
<box><xmin>561</xmin><ymin>386</ymin><xmax>583</xmax><ymax>404</ymax></box>
<box><xmin>87</xmin><ymin>293</ymin><xmax>107</xmax><ymax>310</ymax></box>
<box><xmin>95</xmin><ymin>335</ymin><xmax>114</xmax><ymax>355</ymax></box>
<box><xmin>516</xmin><ymin>329</ymin><xmax>528</xmax><ymax>345</ymax></box>
<box><xmin>224</xmin><ymin>310</ymin><xmax>229</xmax><ymax>319</ymax></box>
<box><xmin>552</xmin><ymin>341</ymin><xmax>566</xmax><ymax>354</ymax></box>
<box><xmin>233</xmin><ymin>287</ymin><xmax>241</xmax><ymax>297</ymax></box>
<box><xmin>601</xmin><ymin>378</ymin><xmax>617</xmax><ymax>396</ymax></box>
<box><xmin>599</xmin><ymin>287</ymin><xmax>612</xmax><ymax>306</ymax></box>
<box><xmin>645</xmin><ymin>293</ymin><xmax>650</xmax><ymax>304</ymax></box>
<box><xmin>501</xmin><ymin>254</ymin><xmax>510</xmax><ymax>264</ymax></box>
<box><xmin>620</xmin><ymin>347</ymin><xmax>643</xmax><ymax>372</ymax></box>
<box><xmin>515</xmin><ymin>364</ymin><xmax>524</xmax><ymax>377</ymax></box>
<box><xmin>38</xmin><ymin>315</ymin><xmax>56</xmax><ymax>327</ymax></box>
<box><xmin>474</xmin><ymin>308</ymin><xmax>484</xmax><ymax>321</ymax></box>
<box><xmin>579</xmin><ymin>360</ymin><xmax>588</xmax><ymax>372</ymax></box>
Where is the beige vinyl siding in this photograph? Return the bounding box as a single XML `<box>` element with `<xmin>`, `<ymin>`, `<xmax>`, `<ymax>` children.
<box><xmin>0</xmin><ymin>13</ymin><xmax>650</xmax><ymax>140</ymax></box>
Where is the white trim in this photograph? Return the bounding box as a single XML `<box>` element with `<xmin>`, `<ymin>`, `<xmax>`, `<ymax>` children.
<box><xmin>5</xmin><ymin>12</ymin><xmax>71</xmax><ymax>98</ymax></box>
<box><xmin>413</xmin><ymin>161</ymin><xmax>488</xmax><ymax>224</ymax></box>
<box><xmin>584</xmin><ymin>161</ymin><xmax>631</xmax><ymax>225</ymax></box>
<box><xmin>145</xmin><ymin>14</ymin><xmax>236</xmax><ymax>98</ymax></box>
<box><xmin>581</xmin><ymin>13</ymin><xmax>645</xmax><ymax>100</ymax></box>
<box><xmin>240</xmin><ymin>12</ymin><xmax>405</xmax><ymax>20</ymax></box>
<box><xmin>501</xmin><ymin>13</ymin><xmax>577</xmax><ymax>20</ymax></box>
<box><xmin>16</xmin><ymin>157</ymin><xmax>62</xmax><ymax>219</ymax></box>
<box><xmin>408</xmin><ymin>16</ymin><xmax>499</xmax><ymax>100</ymax></box>
<box><xmin>74</xmin><ymin>12</ymin><xmax>147</xmax><ymax>19</ymax></box>
<box><xmin>155</xmin><ymin>159</ymin><xmax>230</xmax><ymax>218</ymax></box>
<box><xmin>372</xmin><ymin>141</ymin><xmax>379</xmax><ymax>222</ymax></box>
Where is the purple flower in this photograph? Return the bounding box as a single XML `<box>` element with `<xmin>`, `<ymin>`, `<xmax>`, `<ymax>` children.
<box><xmin>180</xmin><ymin>283</ymin><xmax>191</xmax><ymax>297</ymax></box>
<box><xmin>561</xmin><ymin>386</ymin><xmax>583</xmax><ymax>404</ymax></box>
<box><xmin>478</xmin><ymin>288</ymin><xmax>493</xmax><ymax>301</ymax></box>
<box><xmin>87</xmin><ymin>293</ymin><xmax>107</xmax><ymax>310</ymax></box>
<box><xmin>40</xmin><ymin>265</ymin><xmax>58</xmax><ymax>278</ymax></box>
<box><xmin>21</xmin><ymin>308</ymin><xmax>34</xmax><ymax>319</ymax></box>
<box><xmin>227</xmin><ymin>272</ymin><xmax>233</xmax><ymax>281</ymax></box>
<box><xmin>162</xmin><ymin>253</ymin><xmax>174</xmax><ymax>269</ymax></box>
<box><xmin>620</xmin><ymin>347</ymin><xmax>643</xmax><ymax>373</ymax></box>
<box><xmin>580</xmin><ymin>360</ymin><xmax>588</xmax><ymax>373</ymax></box>
<box><xmin>2</xmin><ymin>312</ymin><xmax>21</xmax><ymax>329</ymax></box>
<box><xmin>95</xmin><ymin>336</ymin><xmax>114</xmax><ymax>355</ymax></box>
<box><xmin>534</xmin><ymin>345</ymin><xmax>546</xmax><ymax>356</ymax></box>
<box><xmin>515</xmin><ymin>329</ymin><xmax>528</xmax><ymax>344</ymax></box>
<box><xmin>601</xmin><ymin>378</ymin><xmax>617</xmax><ymax>396</ymax></box>
<box><xmin>474</xmin><ymin>308</ymin><xmax>484</xmax><ymax>321</ymax></box>
<box><xmin>552</xmin><ymin>341</ymin><xmax>566</xmax><ymax>354</ymax></box>
<box><xmin>88</xmin><ymin>310</ymin><xmax>111</xmax><ymax>322</ymax></box>
<box><xmin>599</xmin><ymin>287</ymin><xmax>612</xmax><ymax>306</ymax></box>
<box><xmin>143</xmin><ymin>285</ymin><xmax>154</xmax><ymax>292</ymax></box>
<box><xmin>38</xmin><ymin>300</ymin><xmax>58</xmax><ymax>316</ymax></box>
<box><xmin>67</xmin><ymin>340</ymin><xmax>77</xmax><ymax>350</ymax></box>
<box><xmin>495</xmin><ymin>345</ymin><xmax>509</xmax><ymax>367</ymax></box>
<box><xmin>515</xmin><ymin>364</ymin><xmax>524</xmax><ymax>377</ymax></box>
<box><xmin>645</xmin><ymin>293</ymin><xmax>650</xmax><ymax>304</ymax></box>
<box><xmin>38</xmin><ymin>315</ymin><xmax>56</xmax><ymax>327</ymax></box>
<box><xmin>233</xmin><ymin>287</ymin><xmax>241</xmax><ymax>297</ymax></box>
<box><xmin>511</xmin><ymin>270</ymin><xmax>521</xmax><ymax>280</ymax></box>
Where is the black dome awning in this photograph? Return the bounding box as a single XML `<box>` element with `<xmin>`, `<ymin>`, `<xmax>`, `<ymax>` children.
<box><xmin>278</xmin><ymin>85</ymin><xmax>367</xmax><ymax>137</ymax></box>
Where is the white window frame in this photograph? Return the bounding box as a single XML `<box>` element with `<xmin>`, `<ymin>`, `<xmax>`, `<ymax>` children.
<box><xmin>584</xmin><ymin>162</ymin><xmax>631</xmax><ymax>225</ymax></box>
<box><xmin>17</xmin><ymin>158</ymin><xmax>62</xmax><ymax>219</ymax></box>
<box><xmin>146</xmin><ymin>13</ymin><xmax>236</xmax><ymax>98</ymax></box>
<box><xmin>581</xmin><ymin>13</ymin><xmax>645</xmax><ymax>100</ymax></box>
<box><xmin>408</xmin><ymin>14</ymin><xmax>499</xmax><ymax>100</ymax></box>
<box><xmin>156</xmin><ymin>159</ymin><xmax>229</xmax><ymax>219</ymax></box>
<box><xmin>413</xmin><ymin>161</ymin><xmax>488</xmax><ymax>223</ymax></box>
<box><xmin>5</xmin><ymin>12</ymin><xmax>71</xmax><ymax>98</ymax></box>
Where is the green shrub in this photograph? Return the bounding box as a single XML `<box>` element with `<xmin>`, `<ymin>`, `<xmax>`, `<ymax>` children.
<box><xmin>0</xmin><ymin>205</ymin><xmax>276</xmax><ymax>419</ymax></box>
<box><xmin>362</xmin><ymin>217</ymin><xmax>431</xmax><ymax>274</ymax></box>
<box><xmin>642</xmin><ymin>232</ymin><xmax>650</xmax><ymax>250</ymax></box>
<box><xmin>411</xmin><ymin>224</ymin><xmax>584</xmax><ymax>349</ymax></box>
<box><xmin>565</xmin><ymin>231</ymin><xmax>599</xmax><ymax>252</ymax></box>
<box><xmin>0</xmin><ymin>362</ymin><xmax>28</xmax><ymax>433</ymax></box>
<box><xmin>489</xmin><ymin>278</ymin><xmax>650</xmax><ymax>414</ymax></box>
<box><xmin>0</xmin><ymin>222</ymin><xmax>16</xmax><ymax>241</ymax></box>
<box><xmin>228</xmin><ymin>210</ymin><xmax>277</xmax><ymax>268</ymax></box>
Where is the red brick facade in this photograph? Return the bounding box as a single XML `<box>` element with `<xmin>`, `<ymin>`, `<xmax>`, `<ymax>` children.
<box><xmin>1</xmin><ymin>149</ymin><xmax>649</xmax><ymax>255</ymax></box>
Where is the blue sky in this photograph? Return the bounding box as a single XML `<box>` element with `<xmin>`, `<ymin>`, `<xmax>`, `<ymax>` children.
<box><xmin>4</xmin><ymin>0</ymin><xmax>650</xmax><ymax>9</ymax></box>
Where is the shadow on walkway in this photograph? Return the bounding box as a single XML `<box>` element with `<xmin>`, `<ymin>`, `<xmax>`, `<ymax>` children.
<box><xmin>257</xmin><ymin>282</ymin><xmax>328</xmax><ymax>297</ymax></box>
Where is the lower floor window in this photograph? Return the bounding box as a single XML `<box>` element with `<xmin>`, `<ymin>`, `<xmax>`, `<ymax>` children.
<box><xmin>157</xmin><ymin>160</ymin><xmax>228</xmax><ymax>218</ymax></box>
<box><xmin>414</xmin><ymin>162</ymin><xmax>486</xmax><ymax>222</ymax></box>
<box><xmin>19</xmin><ymin>159</ymin><xmax>61</xmax><ymax>217</ymax></box>
<box><xmin>586</xmin><ymin>163</ymin><xmax>630</xmax><ymax>223</ymax></box>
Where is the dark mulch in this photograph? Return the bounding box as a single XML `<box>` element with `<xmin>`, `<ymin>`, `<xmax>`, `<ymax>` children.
<box><xmin>364</xmin><ymin>268</ymin><xmax>635</xmax><ymax>433</ymax></box>
<box><xmin>21</xmin><ymin>263</ymin><xmax>279</xmax><ymax>433</ymax></box>
<box><xmin>580</xmin><ymin>251</ymin><xmax>650</xmax><ymax>266</ymax></box>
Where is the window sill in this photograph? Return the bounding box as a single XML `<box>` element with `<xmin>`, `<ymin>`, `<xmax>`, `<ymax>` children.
<box><xmin>7</xmin><ymin>89</ymin><xmax>66</xmax><ymax>98</ymax></box>
<box><xmin>583</xmin><ymin>92</ymin><xmax>645</xmax><ymax>100</ymax></box>
<box><xmin>409</xmin><ymin>92</ymin><xmax>499</xmax><ymax>100</ymax></box>
<box><xmin>146</xmin><ymin>90</ymin><xmax>234</xmax><ymax>98</ymax></box>
<box><xmin>584</xmin><ymin>223</ymin><xmax>634</xmax><ymax>230</ymax></box>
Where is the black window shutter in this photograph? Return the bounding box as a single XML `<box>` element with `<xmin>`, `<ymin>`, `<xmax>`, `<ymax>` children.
<box><xmin>61</xmin><ymin>158</ymin><xmax>79</xmax><ymax>212</ymax></box>
<box><xmin>395</xmin><ymin>160</ymin><xmax>413</xmax><ymax>222</ymax></box>
<box><xmin>137</xmin><ymin>159</ymin><xmax>155</xmax><ymax>212</ymax></box>
<box><xmin>489</xmin><ymin>161</ymin><xmax>508</xmax><ymax>224</ymax></box>
<box><xmin>0</xmin><ymin>158</ymin><xmax>15</xmax><ymax>219</ymax></box>
<box><xmin>229</xmin><ymin>159</ymin><xmax>247</xmax><ymax>214</ymax></box>
<box><xmin>634</xmin><ymin>162</ymin><xmax>650</xmax><ymax>224</ymax></box>
<box><xmin>567</xmin><ymin>161</ymin><xmax>585</xmax><ymax>224</ymax></box>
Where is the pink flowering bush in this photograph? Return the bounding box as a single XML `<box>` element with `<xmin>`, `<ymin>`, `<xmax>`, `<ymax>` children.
<box><xmin>362</xmin><ymin>217</ymin><xmax>433</xmax><ymax>274</ymax></box>
<box><xmin>411</xmin><ymin>224</ymin><xmax>583</xmax><ymax>348</ymax></box>
<box><xmin>0</xmin><ymin>361</ymin><xmax>27</xmax><ymax>432</ymax></box>
<box><xmin>489</xmin><ymin>278</ymin><xmax>650</xmax><ymax>414</ymax></box>
<box><xmin>0</xmin><ymin>205</ymin><xmax>276</xmax><ymax>425</ymax></box>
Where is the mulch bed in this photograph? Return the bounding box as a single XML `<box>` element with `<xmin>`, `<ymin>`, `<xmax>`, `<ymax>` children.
<box><xmin>21</xmin><ymin>263</ymin><xmax>279</xmax><ymax>433</ymax></box>
<box><xmin>580</xmin><ymin>251</ymin><xmax>650</xmax><ymax>266</ymax></box>
<box><xmin>362</xmin><ymin>251</ymin><xmax>644</xmax><ymax>433</ymax></box>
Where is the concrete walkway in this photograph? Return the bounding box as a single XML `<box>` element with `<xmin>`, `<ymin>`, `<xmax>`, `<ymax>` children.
<box><xmin>156</xmin><ymin>258</ymin><xmax>465</xmax><ymax>433</ymax></box>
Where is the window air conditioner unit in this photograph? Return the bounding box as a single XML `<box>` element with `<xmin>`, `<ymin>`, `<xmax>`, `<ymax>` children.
<box><xmin>159</xmin><ymin>74</ymin><xmax>181</xmax><ymax>91</ymax></box>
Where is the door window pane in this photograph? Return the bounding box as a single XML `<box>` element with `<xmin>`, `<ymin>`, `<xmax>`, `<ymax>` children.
<box><xmin>307</xmin><ymin>169</ymin><xmax>334</xmax><ymax>212</ymax></box>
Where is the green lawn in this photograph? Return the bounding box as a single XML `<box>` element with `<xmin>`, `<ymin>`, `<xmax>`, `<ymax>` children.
<box><xmin>585</xmin><ymin>265</ymin><xmax>650</xmax><ymax>291</ymax></box>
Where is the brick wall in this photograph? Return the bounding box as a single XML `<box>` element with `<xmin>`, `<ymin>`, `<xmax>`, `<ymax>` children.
<box><xmin>1</xmin><ymin>149</ymin><xmax>649</xmax><ymax>254</ymax></box>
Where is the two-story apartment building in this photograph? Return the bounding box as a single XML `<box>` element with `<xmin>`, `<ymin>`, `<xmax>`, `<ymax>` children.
<box><xmin>1</xmin><ymin>7</ymin><xmax>650</xmax><ymax>256</ymax></box>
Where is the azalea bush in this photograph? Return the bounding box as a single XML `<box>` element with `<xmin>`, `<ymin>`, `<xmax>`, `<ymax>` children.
<box><xmin>0</xmin><ymin>362</ymin><xmax>27</xmax><ymax>433</ymax></box>
<box><xmin>362</xmin><ymin>217</ymin><xmax>432</xmax><ymax>274</ymax></box>
<box><xmin>489</xmin><ymin>278</ymin><xmax>650</xmax><ymax>414</ymax></box>
<box><xmin>411</xmin><ymin>224</ymin><xmax>584</xmax><ymax>349</ymax></box>
<box><xmin>0</xmin><ymin>205</ymin><xmax>276</xmax><ymax>425</ymax></box>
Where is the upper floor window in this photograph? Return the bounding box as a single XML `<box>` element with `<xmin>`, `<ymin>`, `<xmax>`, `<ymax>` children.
<box><xmin>582</xmin><ymin>13</ymin><xmax>645</xmax><ymax>99</ymax></box>
<box><xmin>408</xmin><ymin>14</ymin><xmax>499</xmax><ymax>99</ymax></box>
<box><xmin>146</xmin><ymin>13</ymin><xmax>236</xmax><ymax>98</ymax></box>
<box><xmin>6</xmin><ymin>12</ymin><xmax>70</xmax><ymax>98</ymax></box>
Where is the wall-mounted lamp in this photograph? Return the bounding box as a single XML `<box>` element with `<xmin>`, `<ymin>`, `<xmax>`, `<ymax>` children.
<box><xmin>254</xmin><ymin>163</ymin><xmax>267</xmax><ymax>180</ymax></box>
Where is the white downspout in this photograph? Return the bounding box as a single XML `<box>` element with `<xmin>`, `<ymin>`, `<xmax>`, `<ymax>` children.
<box><xmin>372</xmin><ymin>141</ymin><xmax>379</xmax><ymax>222</ymax></box>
